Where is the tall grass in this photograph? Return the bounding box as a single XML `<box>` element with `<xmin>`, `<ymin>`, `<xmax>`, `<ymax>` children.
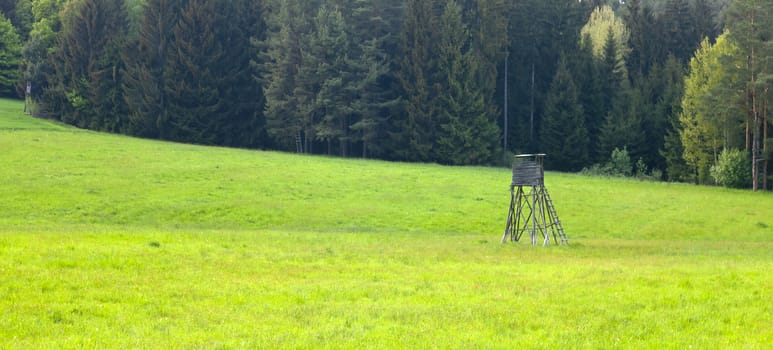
<box><xmin>1</xmin><ymin>98</ymin><xmax>771</xmax><ymax>348</ymax></box>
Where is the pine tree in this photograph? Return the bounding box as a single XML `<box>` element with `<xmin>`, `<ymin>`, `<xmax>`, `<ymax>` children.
<box><xmin>209</xmin><ymin>0</ymin><xmax>266</xmax><ymax>148</ymax></box>
<box><xmin>596</xmin><ymin>27</ymin><xmax>626</xmax><ymax>150</ymax></box>
<box><xmin>623</xmin><ymin>0</ymin><xmax>662</xmax><ymax>76</ymax></box>
<box><xmin>347</xmin><ymin>0</ymin><xmax>403</xmax><ymax>158</ymax></box>
<box><xmin>597</xmin><ymin>25</ymin><xmax>645</xmax><ymax>161</ymax></box>
<box><xmin>161</xmin><ymin>0</ymin><xmax>222</xmax><ymax>144</ymax></box>
<box><xmin>662</xmin><ymin>116</ymin><xmax>691</xmax><ymax>182</ymax></box>
<box><xmin>262</xmin><ymin>0</ymin><xmax>317</xmax><ymax>151</ymax></box>
<box><xmin>573</xmin><ymin>34</ymin><xmax>604</xmax><ymax>163</ymax></box>
<box><xmin>660</xmin><ymin>0</ymin><xmax>698</xmax><ymax>63</ymax></box>
<box><xmin>435</xmin><ymin>0</ymin><xmax>500</xmax><ymax>165</ymax></box>
<box><xmin>541</xmin><ymin>55</ymin><xmax>588</xmax><ymax>171</ymax></box>
<box><xmin>123</xmin><ymin>0</ymin><xmax>185</xmax><ymax>138</ymax></box>
<box><xmin>47</xmin><ymin>0</ymin><xmax>129</xmax><ymax>131</ymax></box>
<box><xmin>598</xmin><ymin>87</ymin><xmax>646</xmax><ymax>163</ymax></box>
<box><xmin>295</xmin><ymin>4</ymin><xmax>353</xmax><ymax>155</ymax></box>
<box><xmin>645</xmin><ymin>55</ymin><xmax>685</xmax><ymax>172</ymax></box>
<box><xmin>506</xmin><ymin>0</ymin><xmax>584</xmax><ymax>152</ymax></box>
<box><xmin>393</xmin><ymin>0</ymin><xmax>438</xmax><ymax>161</ymax></box>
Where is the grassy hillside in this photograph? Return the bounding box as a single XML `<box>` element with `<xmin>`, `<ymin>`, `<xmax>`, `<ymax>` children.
<box><xmin>1</xmin><ymin>98</ymin><xmax>771</xmax><ymax>348</ymax></box>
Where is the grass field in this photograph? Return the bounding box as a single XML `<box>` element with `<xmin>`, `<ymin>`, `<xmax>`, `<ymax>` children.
<box><xmin>1</xmin><ymin>98</ymin><xmax>772</xmax><ymax>348</ymax></box>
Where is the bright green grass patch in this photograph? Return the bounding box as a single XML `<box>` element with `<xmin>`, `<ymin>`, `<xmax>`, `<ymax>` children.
<box><xmin>2</xmin><ymin>107</ymin><xmax>771</xmax><ymax>241</ymax></box>
<box><xmin>1</xmin><ymin>231</ymin><xmax>771</xmax><ymax>348</ymax></box>
<box><xmin>1</xmin><ymin>98</ymin><xmax>772</xmax><ymax>348</ymax></box>
<box><xmin>0</xmin><ymin>99</ymin><xmax>70</xmax><ymax>131</ymax></box>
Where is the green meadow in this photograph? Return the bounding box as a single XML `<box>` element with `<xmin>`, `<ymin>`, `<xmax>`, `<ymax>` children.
<box><xmin>1</xmin><ymin>98</ymin><xmax>771</xmax><ymax>348</ymax></box>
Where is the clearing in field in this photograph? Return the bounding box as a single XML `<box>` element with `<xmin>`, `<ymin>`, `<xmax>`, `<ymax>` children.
<box><xmin>0</xmin><ymin>98</ymin><xmax>771</xmax><ymax>348</ymax></box>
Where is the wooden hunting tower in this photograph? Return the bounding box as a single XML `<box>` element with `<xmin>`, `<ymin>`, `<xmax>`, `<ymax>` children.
<box><xmin>502</xmin><ymin>154</ymin><xmax>568</xmax><ymax>245</ymax></box>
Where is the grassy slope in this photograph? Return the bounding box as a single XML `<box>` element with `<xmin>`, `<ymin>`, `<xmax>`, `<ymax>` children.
<box><xmin>1</xmin><ymin>98</ymin><xmax>771</xmax><ymax>348</ymax></box>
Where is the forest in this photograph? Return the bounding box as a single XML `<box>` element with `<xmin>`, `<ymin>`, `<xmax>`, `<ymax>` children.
<box><xmin>0</xmin><ymin>0</ymin><xmax>770</xmax><ymax>189</ymax></box>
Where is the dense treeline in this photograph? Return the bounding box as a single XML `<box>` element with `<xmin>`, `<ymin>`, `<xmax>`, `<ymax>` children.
<box><xmin>1</xmin><ymin>0</ymin><xmax>770</xmax><ymax>188</ymax></box>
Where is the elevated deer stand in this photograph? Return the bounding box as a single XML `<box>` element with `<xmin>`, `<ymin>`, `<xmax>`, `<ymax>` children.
<box><xmin>502</xmin><ymin>154</ymin><xmax>568</xmax><ymax>245</ymax></box>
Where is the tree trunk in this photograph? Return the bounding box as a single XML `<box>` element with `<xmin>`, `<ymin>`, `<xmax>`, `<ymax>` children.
<box><xmin>762</xmin><ymin>87</ymin><xmax>768</xmax><ymax>191</ymax></box>
<box><xmin>530</xmin><ymin>61</ymin><xmax>535</xmax><ymax>146</ymax></box>
<box><xmin>751</xmin><ymin>39</ymin><xmax>761</xmax><ymax>191</ymax></box>
<box><xmin>503</xmin><ymin>51</ymin><xmax>508</xmax><ymax>159</ymax></box>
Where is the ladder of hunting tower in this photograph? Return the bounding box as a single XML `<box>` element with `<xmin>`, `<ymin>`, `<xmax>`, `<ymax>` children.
<box><xmin>542</xmin><ymin>187</ymin><xmax>568</xmax><ymax>245</ymax></box>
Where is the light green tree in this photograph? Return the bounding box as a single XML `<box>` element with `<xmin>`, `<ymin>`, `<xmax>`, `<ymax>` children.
<box><xmin>580</xmin><ymin>5</ymin><xmax>631</xmax><ymax>79</ymax></box>
<box><xmin>679</xmin><ymin>33</ymin><xmax>744</xmax><ymax>184</ymax></box>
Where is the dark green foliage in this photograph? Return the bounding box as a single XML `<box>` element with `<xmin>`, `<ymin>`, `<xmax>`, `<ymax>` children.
<box><xmin>623</xmin><ymin>0</ymin><xmax>662</xmax><ymax>76</ymax></box>
<box><xmin>572</xmin><ymin>34</ymin><xmax>604</xmax><ymax>162</ymax></box>
<box><xmin>660</xmin><ymin>0</ymin><xmax>698</xmax><ymax>63</ymax></box>
<box><xmin>208</xmin><ymin>0</ymin><xmax>265</xmax><ymax>148</ymax></box>
<box><xmin>262</xmin><ymin>0</ymin><xmax>315</xmax><ymax>151</ymax></box>
<box><xmin>161</xmin><ymin>0</ymin><xmax>221</xmax><ymax>143</ymax></box>
<box><xmin>662</xmin><ymin>118</ymin><xmax>692</xmax><ymax>182</ymax></box>
<box><xmin>596</xmin><ymin>27</ymin><xmax>643</xmax><ymax>160</ymax></box>
<box><xmin>0</xmin><ymin>13</ymin><xmax>21</xmax><ymax>97</ymax></box>
<box><xmin>657</xmin><ymin>56</ymin><xmax>690</xmax><ymax>182</ymax></box>
<box><xmin>599</xmin><ymin>28</ymin><xmax>625</xmax><ymax>115</ymax></box>
<box><xmin>123</xmin><ymin>0</ymin><xmax>185</xmax><ymax>138</ymax></box>
<box><xmin>7</xmin><ymin>0</ymin><xmax>740</xmax><ymax>179</ymax></box>
<box><xmin>392</xmin><ymin>0</ymin><xmax>438</xmax><ymax>162</ymax></box>
<box><xmin>598</xmin><ymin>87</ymin><xmax>646</xmax><ymax>162</ymax></box>
<box><xmin>297</xmin><ymin>4</ymin><xmax>353</xmax><ymax>155</ymax></box>
<box><xmin>20</xmin><ymin>0</ymin><xmax>66</xmax><ymax>104</ymax></box>
<box><xmin>642</xmin><ymin>55</ymin><xmax>685</xmax><ymax>171</ymax></box>
<box><xmin>506</xmin><ymin>0</ymin><xmax>585</xmax><ymax>153</ymax></box>
<box><xmin>0</xmin><ymin>0</ymin><xmax>32</xmax><ymax>40</ymax></box>
<box><xmin>128</xmin><ymin>0</ymin><xmax>265</xmax><ymax>147</ymax></box>
<box><xmin>434</xmin><ymin>1</ymin><xmax>500</xmax><ymax>165</ymax></box>
<box><xmin>540</xmin><ymin>56</ymin><xmax>588</xmax><ymax>172</ymax></box>
<box><xmin>47</xmin><ymin>0</ymin><xmax>129</xmax><ymax>131</ymax></box>
<box><xmin>346</xmin><ymin>0</ymin><xmax>402</xmax><ymax>159</ymax></box>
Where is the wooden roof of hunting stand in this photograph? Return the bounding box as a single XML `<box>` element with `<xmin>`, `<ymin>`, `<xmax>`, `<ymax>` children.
<box><xmin>511</xmin><ymin>154</ymin><xmax>545</xmax><ymax>187</ymax></box>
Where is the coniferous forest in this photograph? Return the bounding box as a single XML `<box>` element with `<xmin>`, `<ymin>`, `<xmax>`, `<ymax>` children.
<box><xmin>1</xmin><ymin>0</ymin><xmax>771</xmax><ymax>188</ymax></box>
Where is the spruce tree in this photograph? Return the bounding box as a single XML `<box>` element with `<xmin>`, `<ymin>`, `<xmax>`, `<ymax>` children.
<box><xmin>540</xmin><ymin>56</ymin><xmax>588</xmax><ymax>172</ymax></box>
<box><xmin>262</xmin><ymin>0</ymin><xmax>316</xmax><ymax>151</ymax></box>
<box><xmin>347</xmin><ymin>0</ymin><xmax>402</xmax><ymax>158</ymax></box>
<box><xmin>295</xmin><ymin>4</ymin><xmax>353</xmax><ymax>155</ymax></box>
<box><xmin>435</xmin><ymin>1</ymin><xmax>499</xmax><ymax>165</ymax></box>
<box><xmin>393</xmin><ymin>0</ymin><xmax>438</xmax><ymax>162</ymax></box>
<box><xmin>660</xmin><ymin>0</ymin><xmax>698</xmax><ymax>63</ymax></box>
<box><xmin>209</xmin><ymin>0</ymin><xmax>266</xmax><ymax>148</ymax></box>
<box><xmin>162</xmin><ymin>0</ymin><xmax>222</xmax><ymax>144</ymax></box>
<box><xmin>123</xmin><ymin>0</ymin><xmax>185</xmax><ymax>138</ymax></box>
<box><xmin>47</xmin><ymin>0</ymin><xmax>129</xmax><ymax>131</ymax></box>
<box><xmin>573</xmin><ymin>34</ymin><xmax>604</xmax><ymax>163</ymax></box>
<box><xmin>623</xmin><ymin>0</ymin><xmax>662</xmax><ymax>76</ymax></box>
